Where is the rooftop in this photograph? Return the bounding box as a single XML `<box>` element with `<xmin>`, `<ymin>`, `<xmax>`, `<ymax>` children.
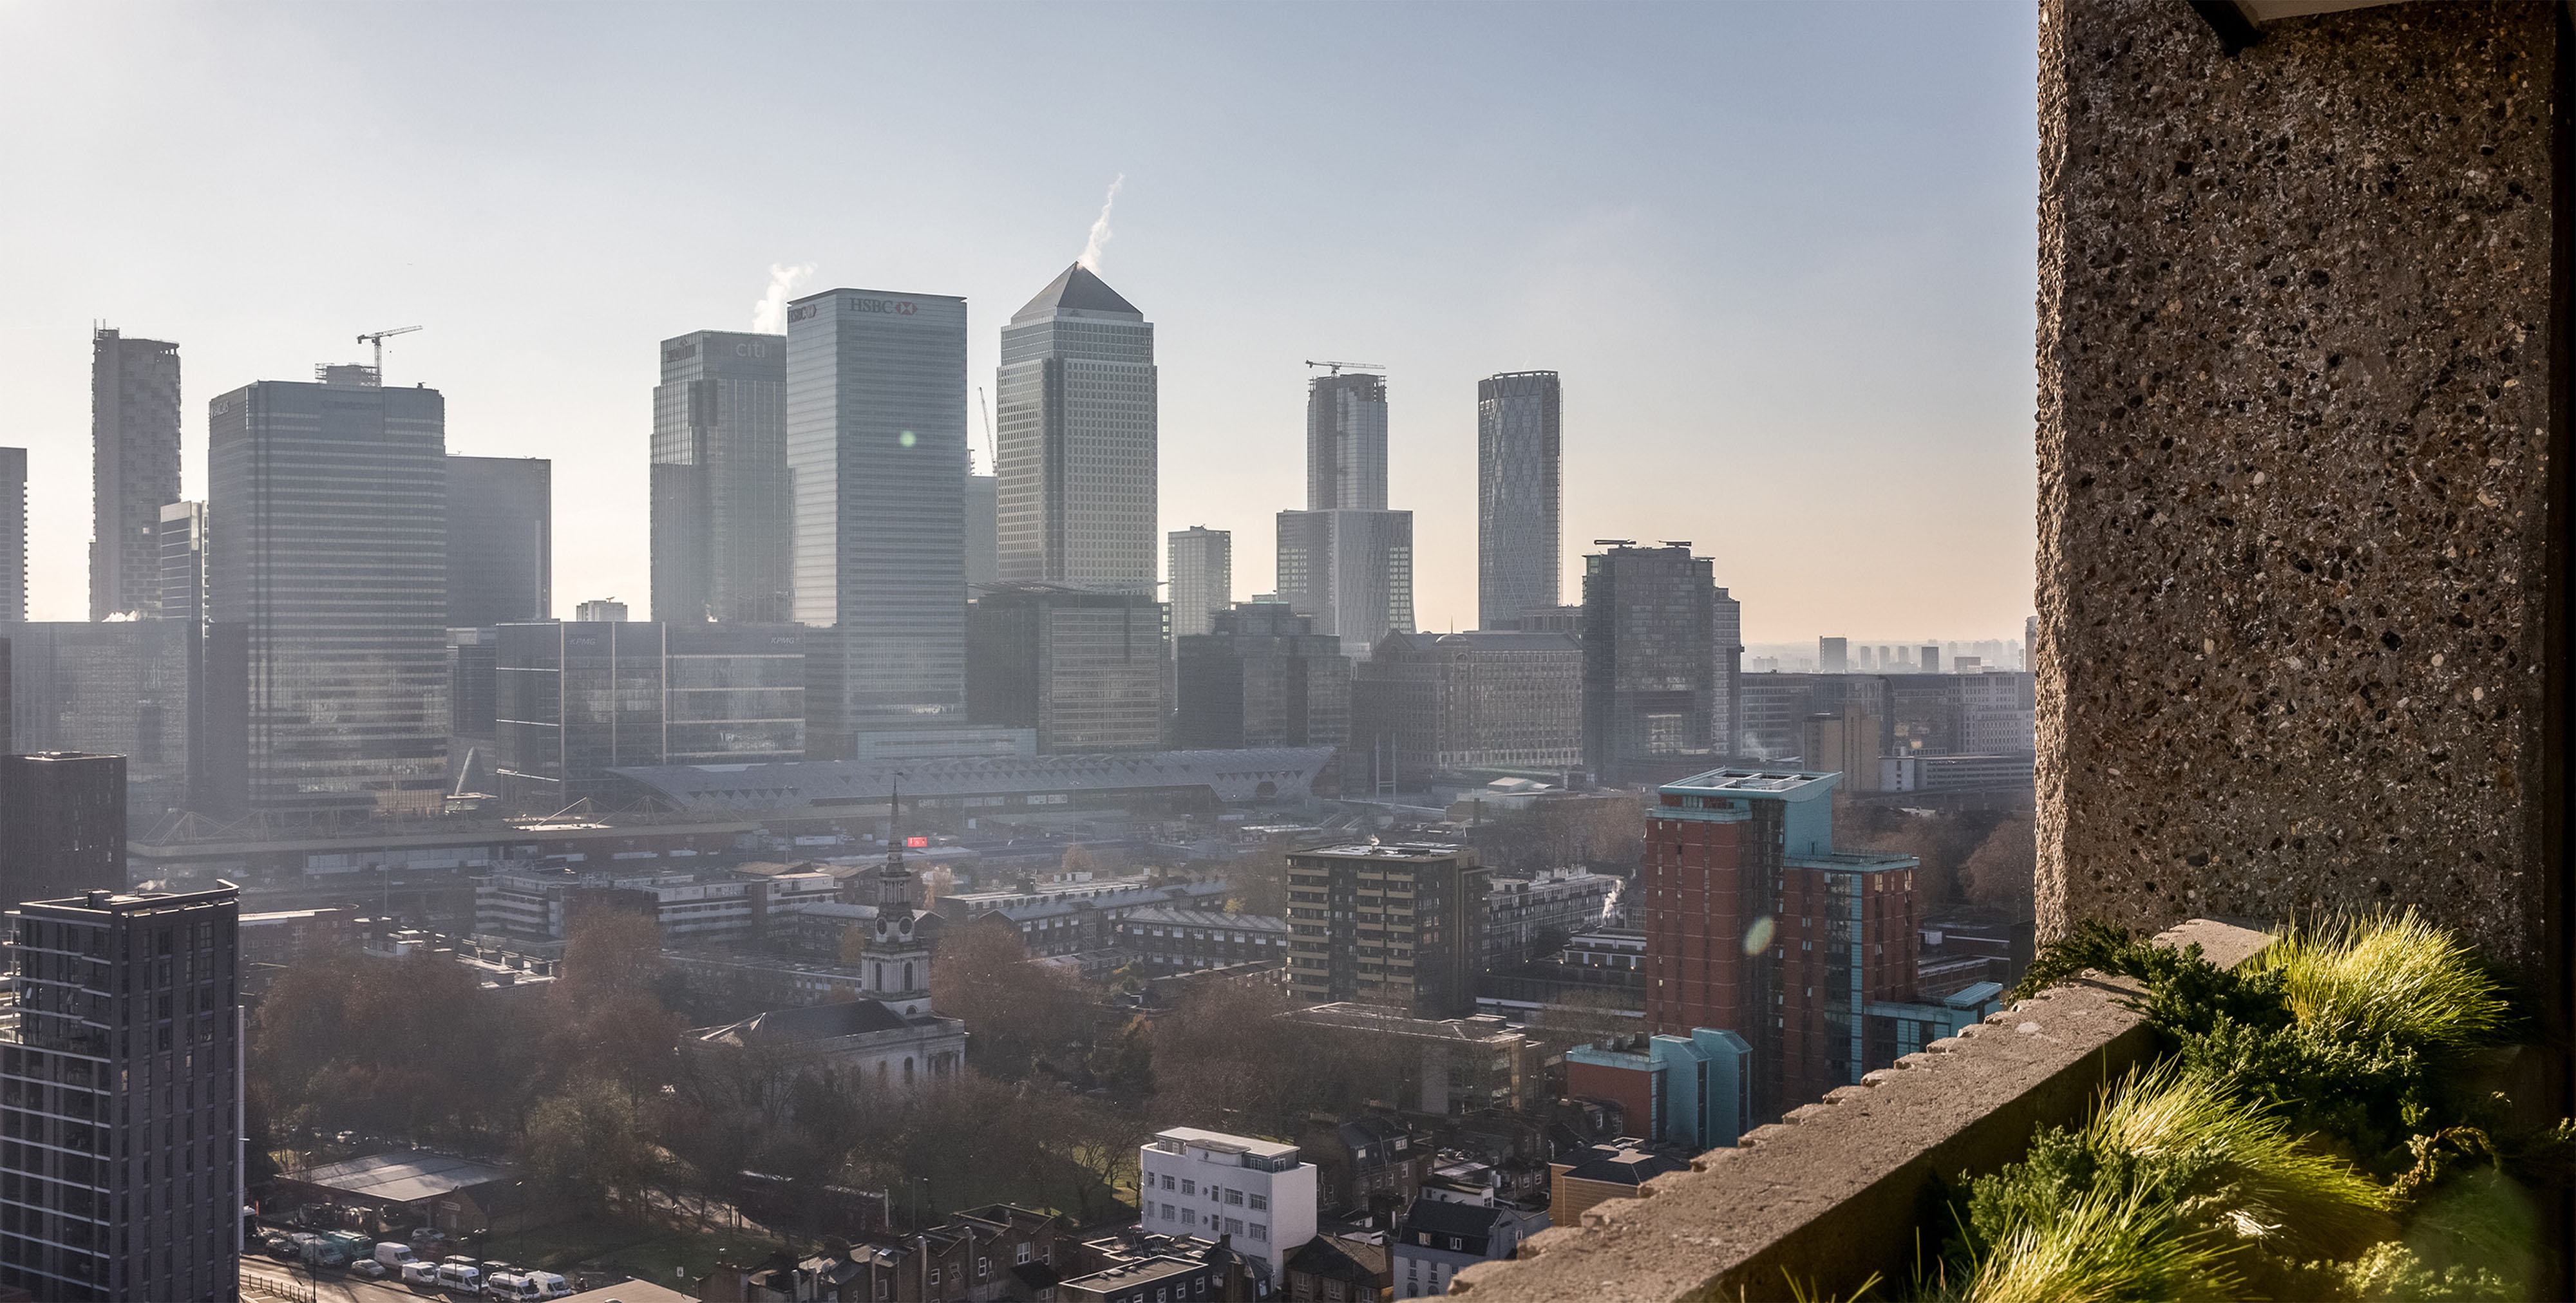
<box><xmin>1150</xmin><ymin>1126</ymin><xmax>1302</xmax><ymax>1163</ymax></box>
<box><xmin>1012</xmin><ymin>261</ymin><xmax>1144</xmax><ymax>321</ymax></box>
<box><xmin>285</xmin><ymin>1150</ymin><xmax>517</xmax><ymax>1203</ymax></box>
<box><xmin>1658</xmin><ymin>767</ymin><xmax>1839</xmax><ymax>801</ymax></box>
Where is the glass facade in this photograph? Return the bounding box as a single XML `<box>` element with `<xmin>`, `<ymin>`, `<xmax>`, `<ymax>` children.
<box><xmin>1580</xmin><ymin>545</ymin><xmax>1718</xmax><ymax>782</ymax></box>
<box><xmin>995</xmin><ymin>265</ymin><xmax>1157</xmax><ymax>591</ymax></box>
<box><xmin>1166</xmin><ymin>527</ymin><xmax>1231</xmax><ymax>639</ymax></box>
<box><xmin>205</xmin><ymin>377</ymin><xmax>448</xmax><ymax>818</ymax></box>
<box><xmin>1</xmin><ymin>623</ymin><xmax>191</xmax><ymax>782</ymax></box>
<box><xmin>652</xmin><ymin>330</ymin><xmax>789</xmax><ymax>624</ymax></box>
<box><xmin>495</xmin><ymin>621</ymin><xmax>803</xmax><ymax>810</ymax></box>
<box><xmin>156</xmin><ymin>500</ymin><xmax>204</xmax><ymax>626</ymax></box>
<box><xmin>967</xmin><ymin>585</ymin><xmax>1166</xmax><ymax>753</ymax></box>
<box><xmin>446</xmin><ymin>455</ymin><xmax>551</xmax><ymax>627</ymax></box>
<box><xmin>786</xmin><ymin>289</ymin><xmax>969</xmax><ymax>760</ymax></box>
<box><xmin>1475</xmin><ymin>371</ymin><xmax>1560</xmax><ymax>632</ymax></box>
<box><xmin>1274</xmin><ymin>509</ymin><xmax>1414</xmax><ymax>662</ymax></box>
<box><xmin>90</xmin><ymin>329</ymin><xmax>182</xmax><ymax>623</ymax></box>
<box><xmin>1307</xmin><ymin>373</ymin><xmax>1388</xmax><ymax>511</ymax></box>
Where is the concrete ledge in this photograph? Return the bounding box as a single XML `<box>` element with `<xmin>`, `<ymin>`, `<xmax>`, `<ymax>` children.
<box><xmin>1448</xmin><ymin>918</ymin><xmax>2273</xmax><ymax>1302</ymax></box>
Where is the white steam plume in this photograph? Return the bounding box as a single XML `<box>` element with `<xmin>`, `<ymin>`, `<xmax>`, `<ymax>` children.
<box><xmin>1077</xmin><ymin>174</ymin><xmax>1125</xmax><ymax>270</ymax></box>
<box><xmin>752</xmin><ymin>262</ymin><xmax>817</xmax><ymax>334</ymax></box>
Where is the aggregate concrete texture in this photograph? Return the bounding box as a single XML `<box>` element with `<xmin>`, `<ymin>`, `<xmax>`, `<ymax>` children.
<box><xmin>2036</xmin><ymin>0</ymin><xmax>2562</xmax><ymax>970</ymax></box>
<box><xmin>1448</xmin><ymin>920</ymin><xmax>2274</xmax><ymax>1301</ymax></box>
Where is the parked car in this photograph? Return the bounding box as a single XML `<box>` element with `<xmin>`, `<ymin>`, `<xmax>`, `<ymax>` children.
<box><xmin>350</xmin><ymin>1260</ymin><xmax>388</xmax><ymax>1280</ymax></box>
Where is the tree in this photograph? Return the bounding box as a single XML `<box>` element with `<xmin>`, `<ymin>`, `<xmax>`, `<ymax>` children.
<box><xmin>929</xmin><ymin>919</ymin><xmax>1092</xmax><ymax>1076</ymax></box>
<box><xmin>1226</xmin><ymin>848</ymin><xmax>1289</xmax><ymax>917</ymax></box>
<box><xmin>1960</xmin><ymin>816</ymin><xmax>2037</xmax><ymax>914</ymax></box>
<box><xmin>521</xmin><ymin>1076</ymin><xmax>660</xmax><ymax>1215</ymax></box>
<box><xmin>1528</xmin><ymin>988</ymin><xmax>1644</xmax><ymax>1053</ymax></box>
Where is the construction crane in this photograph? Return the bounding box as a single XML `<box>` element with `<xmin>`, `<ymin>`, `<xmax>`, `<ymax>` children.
<box><xmin>977</xmin><ymin>386</ymin><xmax>998</xmax><ymax>473</ymax></box>
<box><xmin>356</xmin><ymin>325</ymin><xmax>422</xmax><ymax>381</ymax></box>
<box><xmin>1302</xmin><ymin>359</ymin><xmax>1384</xmax><ymax>375</ymax></box>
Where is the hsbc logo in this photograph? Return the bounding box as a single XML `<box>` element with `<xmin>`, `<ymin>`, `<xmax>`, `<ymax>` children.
<box><xmin>788</xmin><ymin>304</ymin><xmax>820</xmax><ymax>323</ymax></box>
<box><xmin>846</xmin><ymin>298</ymin><xmax>917</xmax><ymax>315</ymax></box>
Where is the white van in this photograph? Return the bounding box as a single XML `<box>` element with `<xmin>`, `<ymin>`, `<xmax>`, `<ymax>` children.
<box><xmin>377</xmin><ymin>1242</ymin><xmax>420</xmax><ymax>1269</ymax></box>
<box><xmin>529</xmin><ymin>1273</ymin><xmax>572</xmax><ymax>1300</ymax></box>
<box><xmin>437</xmin><ymin>1262</ymin><xmax>483</xmax><ymax>1295</ymax></box>
<box><xmin>401</xmin><ymin>1260</ymin><xmax>442</xmax><ymax>1289</ymax></box>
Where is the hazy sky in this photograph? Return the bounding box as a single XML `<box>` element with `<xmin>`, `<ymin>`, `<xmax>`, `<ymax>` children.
<box><xmin>0</xmin><ymin>1</ymin><xmax>2040</xmax><ymax>642</ymax></box>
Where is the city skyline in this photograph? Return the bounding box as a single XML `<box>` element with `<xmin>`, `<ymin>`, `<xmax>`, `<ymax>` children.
<box><xmin>0</xmin><ymin>3</ymin><xmax>2041</xmax><ymax>644</ymax></box>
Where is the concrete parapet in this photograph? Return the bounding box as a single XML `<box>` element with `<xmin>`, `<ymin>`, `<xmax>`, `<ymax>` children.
<box><xmin>1447</xmin><ymin>919</ymin><xmax>2272</xmax><ymax>1302</ymax></box>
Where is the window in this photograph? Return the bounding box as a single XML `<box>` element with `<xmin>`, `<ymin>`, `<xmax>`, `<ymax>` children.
<box><xmin>1448</xmin><ymin>1237</ymin><xmax>1464</xmax><ymax>1251</ymax></box>
<box><xmin>1225</xmin><ymin>1217</ymin><xmax>1243</xmax><ymax>1236</ymax></box>
<box><xmin>1248</xmin><ymin>1194</ymin><xmax>1267</xmax><ymax>1210</ymax></box>
<box><xmin>1018</xmin><ymin>1243</ymin><xmax>1032</xmax><ymax>1265</ymax></box>
<box><xmin>1250</xmin><ymin>1223</ymin><xmax>1267</xmax><ymax>1242</ymax></box>
<box><xmin>1182</xmin><ymin>1209</ymin><xmax>1197</xmax><ymax>1226</ymax></box>
<box><xmin>1224</xmin><ymin>1189</ymin><xmax>1243</xmax><ymax>1206</ymax></box>
<box><xmin>1180</xmin><ymin>1179</ymin><xmax>1194</xmax><ymax>1195</ymax></box>
<box><xmin>930</xmin><ymin>1267</ymin><xmax>940</xmax><ymax>1285</ymax></box>
<box><xmin>1162</xmin><ymin>1174</ymin><xmax>1176</xmax><ymax>1190</ymax></box>
<box><xmin>978</xmin><ymin>1258</ymin><xmax>989</xmax><ymax>1279</ymax></box>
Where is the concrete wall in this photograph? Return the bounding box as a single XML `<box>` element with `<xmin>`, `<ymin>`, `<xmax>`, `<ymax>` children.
<box><xmin>2036</xmin><ymin>0</ymin><xmax>2564</xmax><ymax>971</ymax></box>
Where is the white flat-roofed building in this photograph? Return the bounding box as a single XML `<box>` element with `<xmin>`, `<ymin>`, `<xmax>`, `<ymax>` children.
<box><xmin>1137</xmin><ymin>1127</ymin><xmax>1317</xmax><ymax>1289</ymax></box>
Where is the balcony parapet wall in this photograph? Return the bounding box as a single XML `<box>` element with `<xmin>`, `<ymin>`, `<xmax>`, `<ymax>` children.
<box><xmin>1448</xmin><ymin>918</ymin><xmax>2273</xmax><ymax>1302</ymax></box>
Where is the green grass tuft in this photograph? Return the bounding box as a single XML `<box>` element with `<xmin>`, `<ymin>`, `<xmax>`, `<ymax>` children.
<box><xmin>1965</xmin><ymin>1179</ymin><xmax>2238</xmax><ymax>1303</ymax></box>
<box><xmin>2091</xmin><ymin>1060</ymin><xmax>2391</xmax><ymax>1259</ymax></box>
<box><xmin>2248</xmin><ymin>908</ymin><xmax>2510</xmax><ymax>1054</ymax></box>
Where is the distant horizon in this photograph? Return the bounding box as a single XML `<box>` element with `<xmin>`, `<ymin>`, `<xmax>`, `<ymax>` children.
<box><xmin>0</xmin><ymin>2</ymin><xmax>2041</xmax><ymax>642</ymax></box>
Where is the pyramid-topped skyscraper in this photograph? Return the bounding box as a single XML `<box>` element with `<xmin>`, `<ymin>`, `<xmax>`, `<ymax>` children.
<box><xmin>994</xmin><ymin>263</ymin><xmax>1157</xmax><ymax>592</ymax></box>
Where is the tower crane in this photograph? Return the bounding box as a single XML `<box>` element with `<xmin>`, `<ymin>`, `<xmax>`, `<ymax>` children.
<box><xmin>357</xmin><ymin>325</ymin><xmax>422</xmax><ymax>382</ymax></box>
<box><xmin>1302</xmin><ymin>359</ymin><xmax>1384</xmax><ymax>375</ymax></box>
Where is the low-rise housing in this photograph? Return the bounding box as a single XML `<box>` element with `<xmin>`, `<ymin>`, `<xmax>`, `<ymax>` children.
<box><xmin>1113</xmin><ymin>906</ymin><xmax>1288</xmax><ymax>974</ymax></box>
<box><xmin>475</xmin><ymin>863</ymin><xmax>840</xmax><ymax>948</ymax></box>
<box><xmin>1298</xmin><ymin>1116</ymin><xmax>1432</xmax><ymax>1218</ymax></box>
<box><xmin>1283</xmin><ymin>1232</ymin><xmax>1390</xmax><ymax>1302</ymax></box>
<box><xmin>1546</xmin><ymin>1139</ymin><xmax>1689</xmax><ymax>1226</ymax></box>
<box><xmin>1278</xmin><ymin>1004</ymin><xmax>1542</xmax><ymax>1116</ymax></box>
<box><xmin>1390</xmin><ymin>1199</ymin><xmax>1543</xmax><ymax>1300</ymax></box>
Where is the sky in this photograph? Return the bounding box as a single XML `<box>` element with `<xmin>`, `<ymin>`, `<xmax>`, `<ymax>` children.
<box><xmin>0</xmin><ymin>1</ymin><xmax>2041</xmax><ymax>643</ymax></box>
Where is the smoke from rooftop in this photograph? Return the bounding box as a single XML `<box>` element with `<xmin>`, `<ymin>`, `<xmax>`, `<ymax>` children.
<box><xmin>1077</xmin><ymin>174</ymin><xmax>1125</xmax><ymax>270</ymax></box>
<box><xmin>752</xmin><ymin>262</ymin><xmax>816</xmax><ymax>334</ymax></box>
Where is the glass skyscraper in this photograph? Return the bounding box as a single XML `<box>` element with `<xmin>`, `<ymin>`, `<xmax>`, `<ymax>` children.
<box><xmin>1279</xmin><ymin>369</ymin><xmax>1412</xmax><ymax>661</ymax></box>
<box><xmin>995</xmin><ymin>263</ymin><xmax>1157</xmax><ymax>592</ymax></box>
<box><xmin>1167</xmin><ymin>526</ymin><xmax>1231</xmax><ymax>639</ymax></box>
<box><xmin>652</xmin><ymin>330</ymin><xmax>789</xmax><ymax>624</ymax></box>
<box><xmin>447</xmin><ymin>455</ymin><xmax>552</xmax><ymax>628</ymax></box>
<box><xmin>91</xmin><ymin>328</ymin><xmax>182</xmax><ymax>622</ymax></box>
<box><xmin>1476</xmin><ymin>371</ymin><xmax>1562</xmax><ymax>631</ymax></box>
<box><xmin>0</xmin><ymin>447</ymin><xmax>24</xmax><ymax>624</ymax></box>
<box><xmin>786</xmin><ymin>288</ymin><xmax>970</xmax><ymax>760</ymax></box>
<box><xmin>493</xmin><ymin>620</ymin><xmax>804</xmax><ymax>811</ymax></box>
<box><xmin>205</xmin><ymin>371</ymin><xmax>448</xmax><ymax>818</ymax></box>
<box><xmin>1580</xmin><ymin>543</ymin><xmax>1719</xmax><ymax>784</ymax></box>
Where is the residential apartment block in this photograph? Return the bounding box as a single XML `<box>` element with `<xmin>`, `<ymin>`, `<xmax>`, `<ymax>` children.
<box><xmin>1137</xmin><ymin>1127</ymin><xmax>1318</xmax><ymax>1288</ymax></box>
<box><xmin>1284</xmin><ymin>844</ymin><xmax>1488</xmax><ymax>1020</ymax></box>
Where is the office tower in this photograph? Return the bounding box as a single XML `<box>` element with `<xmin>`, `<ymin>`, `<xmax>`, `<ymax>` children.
<box><xmin>1515</xmin><ymin>605</ymin><xmax>1583</xmax><ymax>638</ymax></box>
<box><xmin>966</xmin><ymin>472</ymin><xmax>999</xmax><ymax>590</ymax></box>
<box><xmin>651</xmin><ymin>330</ymin><xmax>790</xmax><ymax>623</ymax></box>
<box><xmin>1168</xmin><ymin>527</ymin><xmax>1231</xmax><ymax>639</ymax></box>
<box><xmin>1279</xmin><ymin>371</ymin><xmax>1413</xmax><ymax>660</ymax></box>
<box><xmin>1354</xmin><ymin>631</ymin><xmax>1580</xmax><ymax>789</ymax></box>
<box><xmin>0</xmin><ymin>883</ymin><xmax>242</xmax><ymax>1302</ymax></box>
<box><xmin>0</xmin><ymin>753</ymin><xmax>126</xmax><ymax>902</ymax></box>
<box><xmin>448</xmin><ymin>627</ymin><xmax>498</xmax><ymax>740</ymax></box>
<box><xmin>90</xmin><ymin>328</ymin><xmax>182</xmax><ymax>623</ymax></box>
<box><xmin>1276</xmin><ymin>509</ymin><xmax>1414</xmax><ymax>661</ymax></box>
<box><xmin>996</xmin><ymin>264</ymin><xmax>1157</xmax><ymax>591</ymax></box>
<box><xmin>156</xmin><ymin>501</ymin><xmax>205</xmax><ymax>624</ymax></box>
<box><xmin>0</xmin><ymin>449</ymin><xmax>24</xmax><ymax>623</ymax></box>
<box><xmin>1818</xmin><ymin>637</ymin><xmax>1849</xmax><ymax>674</ymax></box>
<box><xmin>574</xmin><ymin>599</ymin><xmax>628</xmax><ymax>622</ymax></box>
<box><xmin>1308</xmin><ymin>372</ymin><xmax>1388</xmax><ymax>511</ymax></box>
<box><xmin>1284</xmin><ymin>843</ymin><xmax>1488</xmax><ymax>1020</ymax></box>
<box><xmin>205</xmin><ymin>369</ymin><xmax>446</xmax><ymax>818</ymax></box>
<box><xmin>2024</xmin><ymin>615</ymin><xmax>2039</xmax><ymax>670</ymax></box>
<box><xmin>1580</xmin><ymin>544</ymin><xmax>1717</xmax><ymax>785</ymax></box>
<box><xmin>1802</xmin><ymin>705</ymin><xmax>1884</xmax><ymax>791</ymax></box>
<box><xmin>1476</xmin><ymin>371</ymin><xmax>1560</xmax><ymax>631</ymax></box>
<box><xmin>495</xmin><ymin>621</ymin><xmax>805</xmax><ymax>811</ymax></box>
<box><xmin>1174</xmin><ymin>599</ymin><xmax>1350</xmax><ymax>750</ymax></box>
<box><xmin>966</xmin><ymin>585</ymin><xmax>1166</xmax><ymax>753</ymax></box>
<box><xmin>787</xmin><ymin>287</ymin><xmax>970</xmax><ymax>760</ymax></box>
<box><xmin>1712</xmin><ymin>588</ymin><xmax>1743</xmax><ymax>756</ymax></box>
<box><xmin>447</xmin><ymin>456</ymin><xmax>551</xmax><ymax>628</ymax></box>
<box><xmin>1920</xmin><ymin>644</ymin><xmax>1940</xmax><ymax>673</ymax></box>
<box><xmin>1640</xmin><ymin>768</ymin><xmax>1918</xmax><ymax>1120</ymax></box>
<box><xmin>3</xmin><ymin>623</ymin><xmax>191</xmax><ymax>787</ymax></box>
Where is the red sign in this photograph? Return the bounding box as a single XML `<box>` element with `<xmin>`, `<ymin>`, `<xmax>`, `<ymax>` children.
<box><xmin>906</xmin><ymin>836</ymin><xmax>929</xmax><ymax>848</ymax></box>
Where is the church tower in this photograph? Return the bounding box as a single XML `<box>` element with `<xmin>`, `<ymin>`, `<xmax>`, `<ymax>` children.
<box><xmin>862</xmin><ymin>778</ymin><xmax>933</xmax><ymax>1016</ymax></box>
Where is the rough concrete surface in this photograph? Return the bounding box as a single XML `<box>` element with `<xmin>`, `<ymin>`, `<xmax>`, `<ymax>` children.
<box><xmin>2036</xmin><ymin>0</ymin><xmax>2561</xmax><ymax>972</ymax></box>
<box><xmin>1449</xmin><ymin>921</ymin><xmax>2273</xmax><ymax>1301</ymax></box>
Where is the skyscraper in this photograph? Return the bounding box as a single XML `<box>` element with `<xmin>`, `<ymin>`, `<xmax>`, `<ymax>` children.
<box><xmin>1167</xmin><ymin>526</ymin><xmax>1231</xmax><ymax>639</ymax></box>
<box><xmin>3</xmin><ymin>624</ymin><xmax>191</xmax><ymax>788</ymax></box>
<box><xmin>1280</xmin><ymin>370</ymin><xmax>1413</xmax><ymax>661</ymax></box>
<box><xmin>0</xmin><ymin>883</ymin><xmax>243</xmax><ymax>1302</ymax></box>
<box><xmin>156</xmin><ymin>500</ymin><xmax>205</xmax><ymax>624</ymax></box>
<box><xmin>494</xmin><ymin>620</ymin><xmax>804</xmax><ymax>810</ymax></box>
<box><xmin>1276</xmin><ymin>509</ymin><xmax>1415</xmax><ymax>661</ymax></box>
<box><xmin>0</xmin><ymin>447</ymin><xmax>24</xmax><ymax>624</ymax></box>
<box><xmin>448</xmin><ymin>455</ymin><xmax>552</xmax><ymax>628</ymax></box>
<box><xmin>1476</xmin><ymin>371</ymin><xmax>1560</xmax><ymax>631</ymax></box>
<box><xmin>652</xmin><ymin>330</ymin><xmax>790</xmax><ymax>624</ymax></box>
<box><xmin>786</xmin><ymin>287</ymin><xmax>971</xmax><ymax>760</ymax></box>
<box><xmin>0</xmin><ymin>752</ymin><xmax>126</xmax><ymax>903</ymax></box>
<box><xmin>965</xmin><ymin>471</ymin><xmax>999</xmax><ymax>591</ymax></box>
<box><xmin>1174</xmin><ymin>599</ymin><xmax>1350</xmax><ymax>750</ymax></box>
<box><xmin>90</xmin><ymin>328</ymin><xmax>182</xmax><ymax>622</ymax></box>
<box><xmin>205</xmin><ymin>368</ymin><xmax>447</xmax><ymax>818</ymax></box>
<box><xmin>995</xmin><ymin>264</ymin><xmax>1157</xmax><ymax>592</ymax></box>
<box><xmin>1712</xmin><ymin>586</ymin><xmax>1743</xmax><ymax>756</ymax></box>
<box><xmin>1819</xmin><ymin>637</ymin><xmax>1850</xmax><ymax>673</ymax></box>
<box><xmin>1307</xmin><ymin>372</ymin><xmax>1388</xmax><ymax>511</ymax></box>
<box><xmin>1580</xmin><ymin>543</ymin><xmax>1717</xmax><ymax>784</ymax></box>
